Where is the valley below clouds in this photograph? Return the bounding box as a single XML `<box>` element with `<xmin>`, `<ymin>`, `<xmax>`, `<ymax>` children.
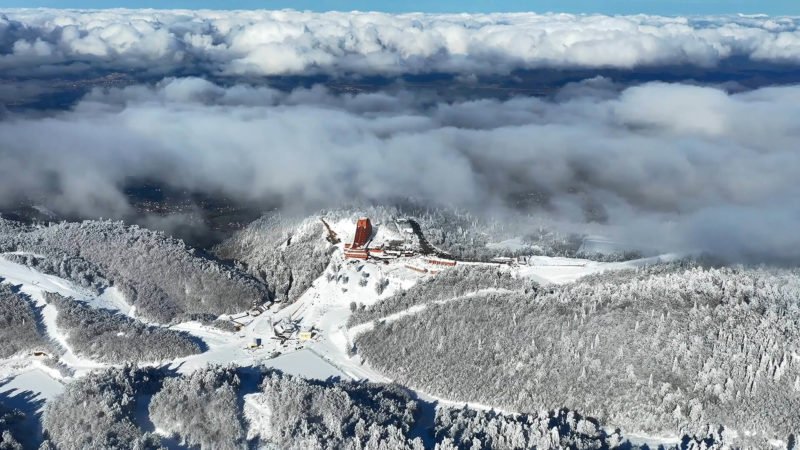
<box><xmin>1</xmin><ymin>75</ymin><xmax>799</xmax><ymax>263</ymax></box>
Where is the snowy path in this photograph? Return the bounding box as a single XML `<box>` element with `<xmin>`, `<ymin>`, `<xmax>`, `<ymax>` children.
<box><xmin>0</xmin><ymin>256</ymin><xmax>106</xmax><ymax>374</ymax></box>
<box><xmin>0</xmin><ymin>254</ymin><xmax>134</xmax><ymax>315</ymax></box>
<box><xmin>38</xmin><ymin>300</ymin><xmax>104</xmax><ymax>373</ymax></box>
<box><xmin>346</xmin><ymin>287</ymin><xmax>516</xmax><ymax>339</ymax></box>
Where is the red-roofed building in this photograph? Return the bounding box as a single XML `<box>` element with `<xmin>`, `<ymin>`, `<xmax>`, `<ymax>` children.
<box><xmin>353</xmin><ymin>218</ymin><xmax>372</xmax><ymax>248</ymax></box>
<box><xmin>344</xmin><ymin>218</ymin><xmax>373</xmax><ymax>259</ymax></box>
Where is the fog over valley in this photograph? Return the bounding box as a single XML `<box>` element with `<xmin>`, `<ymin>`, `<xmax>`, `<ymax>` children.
<box><xmin>2</xmin><ymin>76</ymin><xmax>800</xmax><ymax>263</ymax></box>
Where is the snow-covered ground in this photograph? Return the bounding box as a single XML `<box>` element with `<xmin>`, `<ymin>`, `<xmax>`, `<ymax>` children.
<box><xmin>0</xmin><ymin>254</ymin><xmax>134</xmax><ymax>316</ymax></box>
<box><xmin>0</xmin><ymin>363</ymin><xmax>64</xmax><ymax>446</ymax></box>
<box><xmin>0</xmin><ymin>254</ymin><xmax>145</xmax><ymax>423</ymax></box>
<box><xmin>518</xmin><ymin>253</ymin><xmax>682</xmax><ymax>284</ymax></box>
<box><xmin>0</xmin><ymin>254</ymin><xmax>93</xmax><ymax>301</ymax></box>
<box><xmin>0</xmin><ymin>255</ymin><xmax>107</xmax><ymax>374</ymax></box>
<box><xmin>94</xmin><ymin>286</ymin><xmax>133</xmax><ymax>316</ymax></box>
<box><xmin>0</xmin><ymin>235</ymin><xmax>686</xmax><ymax>447</ymax></box>
<box><xmin>0</xmin><ymin>241</ymin><xmax>679</xmax><ymax>383</ymax></box>
<box><xmin>0</xmin><ymin>364</ymin><xmax>64</xmax><ymax>414</ymax></box>
<box><xmin>622</xmin><ymin>431</ymin><xmax>682</xmax><ymax>448</ymax></box>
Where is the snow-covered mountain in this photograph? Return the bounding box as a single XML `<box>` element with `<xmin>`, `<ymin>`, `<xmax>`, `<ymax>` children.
<box><xmin>0</xmin><ymin>211</ymin><xmax>794</xmax><ymax>449</ymax></box>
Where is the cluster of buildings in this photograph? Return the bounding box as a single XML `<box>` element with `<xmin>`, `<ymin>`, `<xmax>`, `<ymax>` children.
<box><xmin>343</xmin><ymin>217</ymin><xmax>424</xmax><ymax>261</ymax></box>
<box><xmin>340</xmin><ymin>217</ymin><xmax>520</xmax><ymax>269</ymax></box>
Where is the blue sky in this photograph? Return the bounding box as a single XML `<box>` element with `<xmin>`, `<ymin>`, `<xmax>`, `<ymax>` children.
<box><xmin>0</xmin><ymin>0</ymin><xmax>796</xmax><ymax>16</ymax></box>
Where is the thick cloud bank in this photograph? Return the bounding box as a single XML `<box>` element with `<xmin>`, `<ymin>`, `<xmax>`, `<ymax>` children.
<box><xmin>1</xmin><ymin>77</ymin><xmax>799</xmax><ymax>263</ymax></box>
<box><xmin>1</xmin><ymin>9</ymin><xmax>800</xmax><ymax>77</ymax></box>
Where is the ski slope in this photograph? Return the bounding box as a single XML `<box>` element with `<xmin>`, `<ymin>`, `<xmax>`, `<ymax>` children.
<box><xmin>346</xmin><ymin>287</ymin><xmax>516</xmax><ymax>340</ymax></box>
<box><xmin>0</xmin><ymin>255</ymin><xmax>109</xmax><ymax>374</ymax></box>
<box><xmin>517</xmin><ymin>253</ymin><xmax>682</xmax><ymax>284</ymax></box>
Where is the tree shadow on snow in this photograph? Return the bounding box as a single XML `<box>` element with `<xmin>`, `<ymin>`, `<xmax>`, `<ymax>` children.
<box><xmin>133</xmin><ymin>365</ymin><xmax>191</xmax><ymax>450</ymax></box>
<box><xmin>0</xmin><ymin>379</ymin><xmax>48</xmax><ymax>448</ymax></box>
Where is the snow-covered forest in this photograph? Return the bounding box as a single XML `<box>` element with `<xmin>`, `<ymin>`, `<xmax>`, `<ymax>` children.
<box><xmin>435</xmin><ymin>408</ymin><xmax>732</xmax><ymax>450</ymax></box>
<box><xmin>41</xmin><ymin>366</ymin><xmax>164</xmax><ymax>449</ymax></box>
<box><xmin>215</xmin><ymin>213</ymin><xmax>335</xmax><ymax>303</ymax></box>
<box><xmin>247</xmin><ymin>371</ymin><xmax>423</xmax><ymax>449</ymax></box>
<box><xmin>30</xmin><ymin>364</ymin><xmax>739</xmax><ymax>449</ymax></box>
<box><xmin>416</xmin><ymin>208</ymin><xmax>579</xmax><ymax>261</ymax></box>
<box><xmin>1</xmin><ymin>211</ymin><xmax>798</xmax><ymax>449</ymax></box>
<box><xmin>44</xmin><ymin>292</ymin><xmax>203</xmax><ymax>363</ymax></box>
<box><xmin>0</xmin><ymin>401</ymin><xmax>26</xmax><ymax>450</ymax></box>
<box><xmin>413</xmin><ymin>208</ymin><xmax>639</xmax><ymax>262</ymax></box>
<box><xmin>0</xmin><ymin>282</ymin><xmax>49</xmax><ymax>358</ymax></box>
<box><xmin>0</xmin><ymin>219</ymin><xmax>269</xmax><ymax>322</ymax></box>
<box><xmin>348</xmin><ymin>266</ymin><xmax>537</xmax><ymax>327</ymax></box>
<box><xmin>355</xmin><ymin>263</ymin><xmax>800</xmax><ymax>446</ymax></box>
<box><xmin>150</xmin><ymin>366</ymin><xmax>247</xmax><ymax>449</ymax></box>
<box><xmin>436</xmin><ymin>407</ymin><xmax>623</xmax><ymax>450</ymax></box>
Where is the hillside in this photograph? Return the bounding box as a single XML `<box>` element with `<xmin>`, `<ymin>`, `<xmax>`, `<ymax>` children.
<box><xmin>1</xmin><ymin>212</ymin><xmax>796</xmax><ymax>449</ymax></box>
<box><xmin>0</xmin><ymin>218</ymin><xmax>269</xmax><ymax>322</ymax></box>
<box><xmin>39</xmin><ymin>364</ymin><xmax>727</xmax><ymax>450</ymax></box>
<box><xmin>354</xmin><ymin>263</ymin><xmax>800</xmax><ymax>445</ymax></box>
<box><xmin>214</xmin><ymin>204</ymin><xmax>623</xmax><ymax>309</ymax></box>
<box><xmin>0</xmin><ymin>283</ymin><xmax>50</xmax><ymax>358</ymax></box>
<box><xmin>214</xmin><ymin>213</ymin><xmax>336</xmax><ymax>303</ymax></box>
<box><xmin>44</xmin><ymin>292</ymin><xmax>204</xmax><ymax>363</ymax></box>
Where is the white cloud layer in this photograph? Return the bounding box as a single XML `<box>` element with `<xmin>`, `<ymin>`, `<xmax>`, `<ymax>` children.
<box><xmin>1</xmin><ymin>9</ymin><xmax>799</xmax><ymax>77</ymax></box>
<box><xmin>1</xmin><ymin>77</ymin><xmax>799</xmax><ymax>263</ymax></box>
